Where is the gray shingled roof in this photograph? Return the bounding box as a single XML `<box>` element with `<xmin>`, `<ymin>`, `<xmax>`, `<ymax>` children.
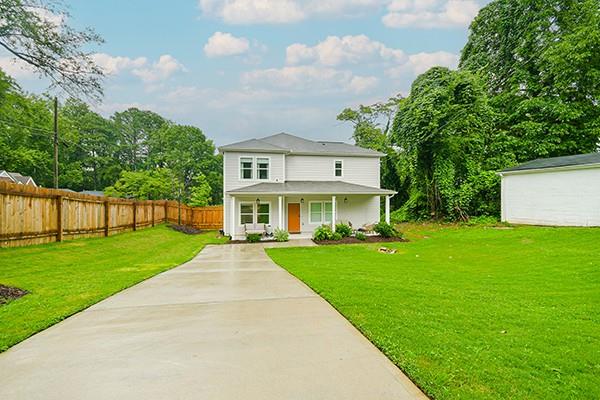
<box><xmin>219</xmin><ymin>132</ymin><xmax>384</xmax><ymax>157</ymax></box>
<box><xmin>501</xmin><ymin>152</ymin><xmax>600</xmax><ymax>173</ymax></box>
<box><xmin>228</xmin><ymin>181</ymin><xmax>395</xmax><ymax>195</ymax></box>
<box><xmin>0</xmin><ymin>170</ymin><xmax>36</xmax><ymax>185</ymax></box>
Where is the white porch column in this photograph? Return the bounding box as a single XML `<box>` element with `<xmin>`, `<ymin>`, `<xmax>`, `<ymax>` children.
<box><xmin>278</xmin><ymin>195</ymin><xmax>283</xmax><ymax>230</ymax></box>
<box><xmin>230</xmin><ymin>196</ymin><xmax>236</xmax><ymax>238</ymax></box>
<box><xmin>331</xmin><ymin>195</ymin><xmax>336</xmax><ymax>231</ymax></box>
<box><xmin>385</xmin><ymin>195</ymin><xmax>390</xmax><ymax>224</ymax></box>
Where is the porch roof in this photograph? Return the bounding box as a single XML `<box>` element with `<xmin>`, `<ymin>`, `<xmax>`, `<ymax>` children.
<box><xmin>227</xmin><ymin>180</ymin><xmax>396</xmax><ymax>195</ymax></box>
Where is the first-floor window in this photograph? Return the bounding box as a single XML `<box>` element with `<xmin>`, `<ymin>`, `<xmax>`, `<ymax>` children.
<box><xmin>239</xmin><ymin>202</ymin><xmax>270</xmax><ymax>225</ymax></box>
<box><xmin>309</xmin><ymin>201</ymin><xmax>333</xmax><ymax>224</ymax></box>
<box><xmin>310</xmin><ymin>202</ymin><xmax>322</xmax><ymax>224</ymax></box>
<box><xmin>240</xmin><ymin>203</ymin><xmax>254</xmax><ymax>224</ymax></box>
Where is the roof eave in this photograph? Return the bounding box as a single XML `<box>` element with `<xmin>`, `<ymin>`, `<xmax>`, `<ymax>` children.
<box><xmin>218</xmin><ymin>147</ymin><xmax>290</xmax><ymax>154</ymax></box>
<box><xmin>499</xmin><ymin>162</ymin><xmax>600</xmax><ymax>176</ymax></box>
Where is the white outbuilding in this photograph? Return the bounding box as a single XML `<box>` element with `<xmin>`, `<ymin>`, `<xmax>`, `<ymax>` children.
<box><xmin>499</xmin><ymin>153</ymin><xmax>600</xmax><ymax>227</ymax></box>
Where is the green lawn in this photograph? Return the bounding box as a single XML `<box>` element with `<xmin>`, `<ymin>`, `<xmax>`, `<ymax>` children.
<box><xmin>267</xmin><ymin>224</ymin><xmax>600</xmax><ymax>400</ymax></box>
<box><xmin>0</xmin><ymin>225</ymin><xmax>226</xmax><ymax>352</ymax></box>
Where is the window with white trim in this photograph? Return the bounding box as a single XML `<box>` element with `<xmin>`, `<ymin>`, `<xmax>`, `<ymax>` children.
<box><xmin>239</xmin><ymin>202</ymin><xmax>270</xmax><ymax>225</ymax></box>
<box><xmin>257</xmin><ymin>203</ymin><xmax>270</xmax><ymax>223</ymax></box>
<box><xmin>256</xmin><ymin>157</ymin><xmax>270</xmax><ymax>180</ymax></box>
<box><xmin>240</xmin><ymin>203</ymin><xmax>254</xmax><ymax>224</ymax></box>
<box><xmin>335</xmin><ymin>160</ymin><xmax>343</xmax><ymax>177</ymax></box>
<box><xmin>309</xmin><ymin>201</ymin><xmax>333</xmax><ymax>224</ymax></box>
<box><xmin>309</xmin><ymin>202</ymin><xmax>322</xmax><ymax>224</ymax></box>
<box><xmin>240</xmin><ymin>157</ymin><xmax>253</xmax><ymax>180</ymax></box>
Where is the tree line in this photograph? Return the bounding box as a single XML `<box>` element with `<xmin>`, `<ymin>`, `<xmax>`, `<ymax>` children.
<box><xmin>0</xmin><ymin>71</ymin><xmax>222</xmax><ymax>205</ymax></box>
<box><xmin>338</xmin><ymin>0</ymin><xmax>600</xmax><ymax>221</ymax></box>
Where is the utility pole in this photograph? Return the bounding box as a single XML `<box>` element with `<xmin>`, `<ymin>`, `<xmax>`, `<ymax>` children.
<box><xmin>53</xmin><ymin>97</ymin><xmax>58</xmax><ymax>189</ymax></box>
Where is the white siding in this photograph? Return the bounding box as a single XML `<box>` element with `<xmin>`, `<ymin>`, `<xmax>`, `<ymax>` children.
<box><xmin>223</xmin><ymin>152</ymin><xmax>285</xmax><ymax>234</ymax></box>
<box><xmin>501</xmin><ymin>167</ymin><xmax>600</xmax><ymax>226</ymax></box>
<box><xmin>285</xmin><ymin>155</ymin><xmax>380</xmax><ymax>186</ymax></box>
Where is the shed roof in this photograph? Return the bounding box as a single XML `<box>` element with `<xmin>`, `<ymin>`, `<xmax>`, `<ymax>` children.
<box><xmin>219</xmin><ymin>132</ymin><xmax>384</xmax><ymax>157</ymax></box>
<box><xmin>501</xmin><ymin>152</ymin><xmax>600</xmax><ymax>173</ymax></box>
<box><xmin>228</xmin><ymin>180</ymin><xmax>395</xmax><ymax>195</ymax></box>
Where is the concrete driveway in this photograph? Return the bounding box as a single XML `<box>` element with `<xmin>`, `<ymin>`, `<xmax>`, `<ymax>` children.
<box><xmin>0</xmin><ymin>241</ymin><xmax>426</xmax><ymax>400</ymax></box>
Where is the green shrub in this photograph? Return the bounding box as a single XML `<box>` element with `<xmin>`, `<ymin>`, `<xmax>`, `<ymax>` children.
<box><xmin>335</xmin><ymin>223</ymin><xmax>353</xmax><ymax>237</ymax></box>
<box><xmin>246</xmin><ymin>233</ymin><xmax>262</xmax><ymax>243</ymax></box>
<box><xmin>374</xmin><ymin>221</ymin><xmax>401</xmax><ymax>238</ymax></box>
<box><xmin>313</xmin><ymin>225</ymin><xmax>333</xmax><ymax>241</ymax></box>
<box><xmin>355</xmin><ymin>232</ymin><xmax>367</xmax><ymax>241</ymax></box>
<box><xmin>274</xmin><ymin>228</ymin><xmax>289</xmax><ymax>242</ymax></box>
<box><xmin>331</xmin><ymin>232</ymin><xmax>343</xmax><ymax>241</ymax></box>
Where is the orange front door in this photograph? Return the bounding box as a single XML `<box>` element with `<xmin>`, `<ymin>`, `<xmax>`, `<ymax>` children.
<box><xmin>288</xmin><ymin>203</ymin><xmax>301</xmax><ymax>233</ymax></box>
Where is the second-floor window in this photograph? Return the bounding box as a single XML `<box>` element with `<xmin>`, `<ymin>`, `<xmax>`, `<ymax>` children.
<box><xmin>256</xmin><ymin>157</ymin><xmax>270</xmax><ymax>180</ymax></box>
<box><xmin>335</xmin><ymin>160</ymin><xmax>343</xmax><ymax>177</ymax></box>
<box><xmin>240</xmin><ymin>157</ymin><xmax>253</xmax><ymax>179</ymax></box>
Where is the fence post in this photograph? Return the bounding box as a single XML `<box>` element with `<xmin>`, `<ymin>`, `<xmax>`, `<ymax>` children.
<box><xmin>152</xmin><ymin>202</ymin><xmax>155</xmax><ymax>227</ymax></box>
<box><xmin>164</xmin><ymin>201</ymin><xmax>168</xmax><ymax>224</ymax></box>
<box><xmin>132</xmin><ymin>200</ymin><xmax>137</xmax><ymax>231</ymax></box>
<box><xmin>56</xmin><ymin>195</ymin><xmax>63</xmax><ymax>242</ymax></box>
<box><xmin>104</xmin><ymin>200</ymin><xmax>110</xmax><ymax>237</ymax></box>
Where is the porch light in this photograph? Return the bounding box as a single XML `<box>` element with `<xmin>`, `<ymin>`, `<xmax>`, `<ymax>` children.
<box><xmin>300</xmin><ymin>198</ymin><xmax>304</xmax><ymax>204</ymax></box>
<box><xmin>256</xmin><ymin>198</ymin><xmax>260</xmax><ymax>205</ymax></box>
<box><xmin>344</xmin><ymin>197</ymin><xmax>348</xmax><ymax>203</ymax></box>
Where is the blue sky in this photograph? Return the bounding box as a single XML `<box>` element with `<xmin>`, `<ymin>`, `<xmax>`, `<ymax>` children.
<box><xmin>2</xmin><ymin>0</ymin><xmax>487</xmax><ymax>145</ymax></box>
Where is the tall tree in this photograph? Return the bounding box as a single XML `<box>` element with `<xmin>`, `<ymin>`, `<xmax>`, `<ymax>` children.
<box><xmin>460</xmin><ymin>0</ymin><xmax>600</xmax><ymax>161</ymax></box>
<box><xmin>0</xmin><ymin>0</ymin><xmax>104</xmax><ymax>100</ymax></box>
<box><xmin>112</xmin><ymin>108</ymin><xmax>167</xmax><ymax>171</ymax></box>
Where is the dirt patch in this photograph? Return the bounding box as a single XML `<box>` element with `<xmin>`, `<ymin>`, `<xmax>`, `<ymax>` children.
<box><xmin>0</xmin><ymin>284</ymin><xmax>28</xmax><ymax>305</ymax></box>
<box><xmin>314</xmin><ymin>236</ymin><xmax>408</xmax><ymax>245</ymax></box>
<box><xmin>168</xmin><ymin>224</ymin><xmax>206</xmax><ymax>235</ymax></box>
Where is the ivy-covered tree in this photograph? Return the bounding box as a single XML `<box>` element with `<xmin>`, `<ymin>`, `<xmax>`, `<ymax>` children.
<box><xmin>391</xmin><ymin>67</ymin><xmax>500</xmax><ymax>220</ymax></box>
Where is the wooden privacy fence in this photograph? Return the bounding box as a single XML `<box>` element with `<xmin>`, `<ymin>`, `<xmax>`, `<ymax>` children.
<box><xmin>0</xmin><ymin>181</ymin><xmax>223</xmax><ymax>248</ymax></box>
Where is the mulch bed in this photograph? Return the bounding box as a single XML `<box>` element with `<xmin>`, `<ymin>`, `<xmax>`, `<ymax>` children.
<box><xmin>168</xmin><ymin>224</ymin><xmax>206</xmax><ymax>235</ymax></box>
<box><xmin>0</xmin><ymin>284</ymin><xmax>28</xmax><ymax>305</ymax></box>
<box><xmin>229</xmin><ymin>239</ymin><xmax>279</xmax><ymax>244</ymax></box>
<box><xmin>314</xmin><ymin>236</ymin><xmax>408</xmax><ymax>245</ymax></box>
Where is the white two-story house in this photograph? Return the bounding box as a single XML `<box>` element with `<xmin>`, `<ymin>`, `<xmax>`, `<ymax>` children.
<box><xmin>219</xmin><ymin>132</ymin><xmax>395</xmax><ymax>239</ymax></box>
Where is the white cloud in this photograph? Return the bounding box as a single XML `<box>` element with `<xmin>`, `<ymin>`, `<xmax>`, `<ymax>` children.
<box><xmin>198</xmin><ymin>0</ymin><xmax>384</xmax><ymax>24</ymax></box>
<box><xmin>204</xmin><ymin>32</ymin><xmax>250</xmax><ymax>57</ymax></box>
<box><xmin>286</xmin><ymin>35</ymin><xmax>405</xmax><ymax>66</ymax></box>
<box><xmin>383</xmin><ymin>0</ymin><xmax>481</xmax><ymax>28</ymax></box>
<box><xmin>91</xmin><ymin>53</ymin><xmax>147</xmax><ymax>75</ymax></box>
<box><xmin>386</xmin><ymin>50</ymin><xmax>459</xmax><ymax>78</ymax></box>
<box><xmin>242</xmin><ymin>65</ymin><xmax>378</xmax><ymax>94</ymax></box>
<box><xmin>0</xmin><ymin>56</ymin><xmax>37</xmax><ymax>79</ymax></box>
<box><xmin>131</xmin><ymin>55</ymin><xmax>185</xmax><ymax>83</ymax></box>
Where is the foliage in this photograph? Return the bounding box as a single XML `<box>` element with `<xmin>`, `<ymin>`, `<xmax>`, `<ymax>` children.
<box><xmin>0</xmin><ymin>0</ymin><xmax>104</xmax><ymax>100</ymax></box>
<box><xmin>312</xmin><ymin>225</ymin><xmax>334</xmax><ymax>241</ymax></box>
<box><xmin>273</xmin><ymin>228</ymin><xmax>289</xmax><ymax>242</ymax></box>
<box><xmin>246</xmin><ymin>233</ymin><xmax>262</xmax><ymax>243</ymax></box>
<box><xmin>104</xmin><ymin>168</ymin><xmax>180</xmax><ymax>200</ymax></box>
<box><xmin>460</xmin><ymin>0</ymin><xmax>600</xmax><ymax>161</ymax></box>
<box><xmin>355</xmin><ymin>231</ymin><xmax>367</xmax><ymax>241</ymax></box>
<box><xmin>0</xmin><ymin>69</ymin><xmax>223</xmax><ymax>200</ymax></box>
<box><xmin>335</xmin><ymin>223</ymin><xmax>353</xmax><ymax>238</ymax></box>
<box><xmin>330</xmin><ymin>232</ymin><xmax>342</xmax><ymax>241</ymax></box>
<box><xmin>465</xmin><ymin>215</ymin><xmax>499</xmax><ymax>226</ymax></box>
<box><xmin>267</xmin><ymin>225</ymin><xmax>600</xmax><ymax>399</ymax></box>
<box><xmin>187</xmin><ymin>174</ymin><xmax>212</xmax><ymax>207</ymax></box>
<box><xmin>0</xmin><ymin>225</ymin><xmax>227</xmax><ymax>352</ymax></box>
<box><xmin>373</xmin><ymin>221</ymin><xmax>400</xmax><ymax>238</ymax></box>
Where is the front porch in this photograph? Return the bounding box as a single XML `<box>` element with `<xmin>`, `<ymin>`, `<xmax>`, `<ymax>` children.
<box><xmin>224</xmin><ymin>181</ymin><xmax>395</xmax><ymax>240</ymax></box>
